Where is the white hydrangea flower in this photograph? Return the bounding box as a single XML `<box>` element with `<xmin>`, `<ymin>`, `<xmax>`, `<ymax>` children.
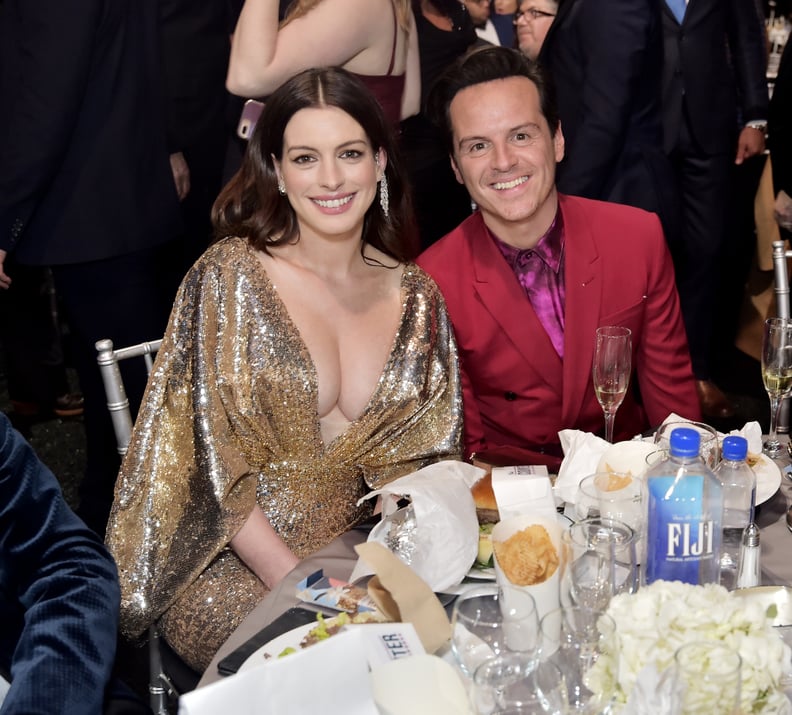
<box><xmin>585</xmin><ymin>581</ymin><xmax>792</xmax><ymax>714</ymax></box>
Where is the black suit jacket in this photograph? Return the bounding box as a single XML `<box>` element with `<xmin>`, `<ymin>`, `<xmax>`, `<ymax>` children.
<box><xmin>0</xmin><ymin>0</ymin><xmax>181</xmax><ymax>265</ymax></box>
<box><xmin>661</xmin><ymin>0</ymin><xmax>768</xmax><ymax>155</ymax></box>
<box><xmin>539</xmin><ymin>0</ymin><xmax>676</xmax><ymax>230</ymax></box>
<box><xmin>770</xmin><ymin>41</ymin><xmax>792</xmax><ymax>195</ymax></box>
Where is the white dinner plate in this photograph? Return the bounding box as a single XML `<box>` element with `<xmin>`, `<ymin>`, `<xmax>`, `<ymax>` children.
<box><xmin>466</xmin><ymin>564</ymin><xmax>496</xmax><ymax>581</ymax></box>
<box><xmin>754</xmin><ymin>453</ymin><xmax>783</xmax><ymax>505</ymax></box>
<box><xmin>238</xmin><ymin>622</ymin><xmax>317</xmax><ymax>672</ymax></box>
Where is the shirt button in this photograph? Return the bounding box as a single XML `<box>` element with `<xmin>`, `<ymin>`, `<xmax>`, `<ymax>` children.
<box><xmin>504</xmin><ymin>391</ymin><xmax>517</xmax><ymax>401</ymax></box>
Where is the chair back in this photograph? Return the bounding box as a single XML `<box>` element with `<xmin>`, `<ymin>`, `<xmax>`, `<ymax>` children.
<box><xmin>95</xmin><ymin>338</ymin><xmax>162</xmax><ymax>456</ymax></box>
<box><xmin>772</xmin><ymin>240</ymin><xmax>792</xmax><ymax>319</ymax></box>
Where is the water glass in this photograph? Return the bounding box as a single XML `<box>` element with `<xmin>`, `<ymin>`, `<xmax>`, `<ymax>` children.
<box><xmin>654</xmin><ymin>421</ymin><xmax>720</xmax><ymax>468</ymax></box>
<box><xmin>473</xmin><ymin>653</ymin><xmax>568</xmax><ymax>714</ymax></box>
<box><xmin>560</xmin><ymin>518</ymin><xmax>638</xmax><ymax>611</ymax></box>
<box><xmin>574</xmin><ymin>473</ymin><xmax>645</xmax><ymax>538</ymax></box>
<box><xmin>672</xmin><ymin>641</ymin><xmax>741</xmax><ymax>714</ymax></box>
<box><xmin>539</xmin><ymin>607</ymin><xmax>617</xmax><ymax>714</ymax></box>
<box><xmin>452</xmin><ymin>585</ymin><xmax>540</xmax><ymax>677</ymax></box>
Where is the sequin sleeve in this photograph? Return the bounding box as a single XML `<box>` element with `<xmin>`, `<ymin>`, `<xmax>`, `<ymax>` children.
<box><xmin>106</xmin><ymin>244</ymin><xmax>259</xmax><ymax>640</ymax></box>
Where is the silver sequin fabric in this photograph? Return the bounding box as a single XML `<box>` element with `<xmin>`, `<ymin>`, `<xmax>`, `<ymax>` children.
<box><xmin>105</xmin><ymin>237</ymin><xmax>462</xmax><ymax>671</ymax></box>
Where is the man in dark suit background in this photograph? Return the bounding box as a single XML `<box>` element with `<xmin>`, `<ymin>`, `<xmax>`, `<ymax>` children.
<box><xmin>0</xmin><ymin>0</ymin><xmax>183</xmax><ymax>535</ymax></box>
<box><xmin>538</xmin><ymin>0</ymin><xmax>678</xmax><ymax>242</ymax></box>
<box><xmin>662</xmin><ymin>0</ymin><xmax>768</xmax><ymax>419</ymax></box>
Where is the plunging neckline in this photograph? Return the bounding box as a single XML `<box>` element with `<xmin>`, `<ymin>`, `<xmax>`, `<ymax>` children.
<box><xmin>244</xmin><ymin>241</ymin><xmax>409</xmax><ymax>452</ymax></box>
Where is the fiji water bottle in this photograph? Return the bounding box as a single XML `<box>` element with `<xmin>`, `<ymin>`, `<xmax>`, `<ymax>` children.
<box><xmin>644</xmin><ymin>427</ymin><xmax>723</xmax><ymax>585</ymax></box>
<box><xmin>713</xmin><ymin>435</ymin><xmax>756</xmax><ymax>589</ymax></box>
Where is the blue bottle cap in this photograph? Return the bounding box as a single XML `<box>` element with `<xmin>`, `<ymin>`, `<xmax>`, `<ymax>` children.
<box><xmin>722</xmin><ymin>435</ymin><xmax>748</xmax><ymax>461</ymax></box>
<box><xmin>668</xmin><ymin>427</ymin><xmax>700</xmax><ymax>457</ymax></box>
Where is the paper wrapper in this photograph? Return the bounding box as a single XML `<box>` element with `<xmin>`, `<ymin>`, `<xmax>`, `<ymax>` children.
<box><xmin>355</xmin><ymin>541</ymin><xmax>452</xmax><ymax>654</ymax></box>
<box><xmin>491</xmin><ymin>514</ymin><xmax>563</xmax><ymax>624</ymax></box>
<box><xmin>356</xmin><ymin>460</ymin><xmax>483</xmax><ymax>591</ymax></box>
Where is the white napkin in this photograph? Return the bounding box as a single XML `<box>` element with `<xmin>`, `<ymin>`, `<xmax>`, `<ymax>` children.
<box><xmin>354</xmin><ymin>460</ymin><xmax>483</xmax><ymax>591</ymax></box>
<box><xmin>178</xmin><ymin>628</ymin><xmax>377</xmax><ymax>715</ymax></box>
<box><xmin>554</xmin><ymin>429</ymin><xmax>609</xmax><ymax>505</ymax></box>
<box><xmin>658</xmin><ymin>413</ymin><xmax>763</xmax><ymax>454</ymax></box>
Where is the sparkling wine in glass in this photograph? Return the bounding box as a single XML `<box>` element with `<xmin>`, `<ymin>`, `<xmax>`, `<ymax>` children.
<box><xmin>592</xmin><ymin>326</ymin><xmax>632</xmax><ymax>443</ymax></box>
<box><xmin>761</xmin><ymin>318</ymin><xmax>792</xmax><ymax>458</ymax></box>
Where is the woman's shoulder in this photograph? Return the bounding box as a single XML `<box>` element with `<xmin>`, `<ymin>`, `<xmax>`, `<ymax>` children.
<box><xmin>185</xmin><ymin>236</ymin><xmax>262</xmax><ymax>284</ymax></box>
<box><xmin>403</xmin><ymin>262</ymin><xmax>449</xmax><ymax>308</ymax></box>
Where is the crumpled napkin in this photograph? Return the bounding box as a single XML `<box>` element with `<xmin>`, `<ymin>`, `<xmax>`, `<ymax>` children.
<box><xmin>554</xmin><ymin>430</ymin><xmax>609</xmax><ymax>505</ymax></box>
<box><xmin>355</xmin><ymin>460</ymin><xmax>483</xmax><ymax>591</ymax></box>
<box><xmin>624</xmin><ymin>663</ymin><xmax>683</xmax><ymax>714</ymax></box>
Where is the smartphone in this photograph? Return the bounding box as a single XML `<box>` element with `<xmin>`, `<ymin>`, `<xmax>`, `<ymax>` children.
<box><xmin>236</xmin><ymin>99</ymin><xmax>265</xmax><ymax>141</ymax></box>
<box><xmin>216</xmin><ymin>606</ymin><xmax>320</xmax><ymax>675</ymax></box>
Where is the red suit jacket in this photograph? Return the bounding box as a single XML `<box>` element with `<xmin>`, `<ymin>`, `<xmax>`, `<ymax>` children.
<box><xmin>417</xmin><ymin>194</ymin><xmax>700</xmax><ymax>468</ymax></box>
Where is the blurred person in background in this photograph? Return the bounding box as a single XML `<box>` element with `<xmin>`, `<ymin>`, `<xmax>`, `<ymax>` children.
<box><xmin>491</xmin><ymin>0</ymin><xmax>517</xmax><ymax>45</ymax></box>
<box><xmin>402</xmin><ymin>0</ymin><xmax>477</xmax><ymax>247</ymax></box>
<box><xmin>661</xmin><ymin>0</ymin><xmax>768</xmax><ymax>419</ymax></box>
<box><xmin>465</xmin><ymin>0</ymin><xmax>501</xmax><ymax>45</ymax></box>
<box><xmin>227</xmin><ymin>0</ymin><xmax>419</xmax><ymax>126</ymax></box>
<box><xmin>771</xmin><ymin>41</ymin><xmax>792</xmax><ymax>233</ymax></box>
<box><xmin>514</xmin><ymin>0</ymin><xmax>557</xmax><ymax>59</ymax></box>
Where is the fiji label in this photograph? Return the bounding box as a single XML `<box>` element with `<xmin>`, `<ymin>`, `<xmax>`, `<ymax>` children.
<box><xmin>645</xmin><ymin>475</ymin><xmax>720</xmax><ymax>585</ymax></box>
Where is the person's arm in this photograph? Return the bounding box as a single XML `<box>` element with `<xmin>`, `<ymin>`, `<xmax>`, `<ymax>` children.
<box><xmin>227</xmin><ymin>0</ymin><xmax>383</xmax><ymax>98</ymax></box>
<box><xmin>230</xmin><ymin>507</ymin><xmax>299</xmax><ymax>589</ymax></box>
<box><xmin>727</xmin><ymin>0</ymin><xmax>769</xmax><ymax>164</ymax></box>
<box><xmin>634</xmin><ymin>217</ymin><xmax>702</xmax><ymax>425</ymax></box>
<box><xmin>0</xmin><ymin>0</ymin><xmax>103</xmax><ymax>254</ymax></box>
<box><xmin>0</xmin><ymin>414</ymin><xmax>119</xmax><ymax>714</ymax></box>
<box><xmin>400</xmin><ymin>10</ymin><xmax>421</xmax><ymax>120</ymax></box>
<box><xmin>0</xmin><ymin>249</ymin><xmax>10</xmax><ymax>290</ymax></box>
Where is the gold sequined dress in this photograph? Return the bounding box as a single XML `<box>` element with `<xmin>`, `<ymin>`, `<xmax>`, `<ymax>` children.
<box><xmin>106</xmin><ymin>237</ymin><xmax>462</xmax><ymax>671</ymax></box>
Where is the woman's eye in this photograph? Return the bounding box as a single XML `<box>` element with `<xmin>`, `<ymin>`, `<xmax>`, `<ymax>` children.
<box><xmin>292</xmin><ymin>154</ymin><xmax>315</xmax><ymax>164</ymax></box>
<box><xmin>340</xmin><ymin>149</ymin><xmax>363</xmax><ymax>159</ymax></box>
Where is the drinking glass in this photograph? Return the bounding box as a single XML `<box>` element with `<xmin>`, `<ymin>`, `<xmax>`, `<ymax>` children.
<box><xmin>451</xmin><ymin>585</ymin><xmax>540</xmax><ymax>677</ymax></box>
<box><xmin>560</xmin><ymin>518</ymin><xmax>638</xmax><ymax>611</ymax></box>
<box><xmin>592</xmin><ymin>327</ymin><xmax>632</xmax><ymax>443</ymax></box>
<box><xmin>473</xmin><ymin>653</ymin><xmax>568</xmax><ymax>715</ymax></box>
<box><xmin>539</xmin><ymin>607</ymin><xmax>617</xmax><ymax>714</ymax></box>
<box><xmin>574</xmin><ymin>473</ymin><xmax>645</xmax><ymax>538</ymax></box>
<box><xmin>762</xmin><ymin>318</ymin><xmax>792</xmax><ymax>457</ymax></box>
<box><xmin>653</xmin><ymin>421</ymin><xmax>720</xmax><ymax>468</ymax></box>
<box><xmin>672</xmin><ymin>641</ymin><xmax>741</xmax><ymax>714</ymax></box>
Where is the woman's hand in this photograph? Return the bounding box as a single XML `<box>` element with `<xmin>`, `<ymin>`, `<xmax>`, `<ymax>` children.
<box><xmin>230</xmin><ymin>506</ymin><xmax>299</xmax><ymax>589</ymax></box>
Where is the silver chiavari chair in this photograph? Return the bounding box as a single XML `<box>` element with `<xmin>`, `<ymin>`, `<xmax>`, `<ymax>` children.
<box><xmin>772</xmin><ymin>241</ymin><xmax>792</xmax><ymax>434</ymax></box>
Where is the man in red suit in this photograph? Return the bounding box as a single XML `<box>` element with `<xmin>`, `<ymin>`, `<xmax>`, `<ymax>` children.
<box><xmin>418</xmin><ymin>47</ymin><xmax>700</xmax><ymax>468</ymax></box>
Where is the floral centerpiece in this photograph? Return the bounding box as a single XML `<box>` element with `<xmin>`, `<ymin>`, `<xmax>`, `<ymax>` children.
<box><xmin>586</xmin><ymin>581</ymin><xmax>791</xmax><ymax>714</ymax></box>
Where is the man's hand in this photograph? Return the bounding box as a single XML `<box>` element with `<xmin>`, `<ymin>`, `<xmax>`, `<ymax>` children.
<box><xmin>169</xmin><ymin>152</ymin><xmax>191</xmax><ymax>201</ymax></box>
<box><xmin>0</xmin><ymin>249</ymin><xmax>11</xmax><ymax>290</ymax></box>
<box><xmin>734</xmin><ymin>126</ymin><xmax>765</xmax><ymax>165</ymax></box>
<box><xmin>776</xmin><ymin>190</ymin><xmax>792</xmax><ymax>232</ymax></box>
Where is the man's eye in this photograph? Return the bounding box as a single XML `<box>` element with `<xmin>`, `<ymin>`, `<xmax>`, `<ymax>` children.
<box><xmin>467</xmin><ymin>142</ymin><xmax>488</xmax><ymax>153</ymax></box>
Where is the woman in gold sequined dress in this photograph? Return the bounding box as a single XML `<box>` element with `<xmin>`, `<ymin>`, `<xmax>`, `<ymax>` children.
<box><xmin>105</xmin><ymin>67</ymin><xmax>463</xmax><ymax>672</ymax></box>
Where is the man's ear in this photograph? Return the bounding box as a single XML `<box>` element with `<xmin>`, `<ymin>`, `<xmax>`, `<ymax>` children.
<box><xmin>554</xmin><ymin>122</ymin><xmax>565</xmax><ymax>163</ymax></box>
<box><xmin>450</xmin><ymin>155</ymin><xmax>464</xmax><ymax>185</ymax></box>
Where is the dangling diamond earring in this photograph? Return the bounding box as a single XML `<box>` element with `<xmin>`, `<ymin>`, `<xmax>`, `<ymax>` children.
<box><xmin>379</xmin><ymin>174</ymin><xmax>389</xmax><ymax>218</ymax></box>
<box><xmin>277</xmin><ymin>176</ymin><xmax>286</xmax><ymax>196</ymax></box>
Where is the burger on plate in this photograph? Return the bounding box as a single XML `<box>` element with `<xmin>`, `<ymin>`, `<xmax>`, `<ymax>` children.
<box><xmin>472</xmin><ymin>473</ymin><xmax>499</xmax><ymax>567</ymax></box>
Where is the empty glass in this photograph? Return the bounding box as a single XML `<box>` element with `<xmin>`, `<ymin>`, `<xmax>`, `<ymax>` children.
<box><xmin>560</xmin><ymin>518</ymin><xmax>638</xmax><ymax>611</ymax></box>
<box><xmin>452</xmin><ymin>585</ymin><xmax>540</xmax><ymax>677</ymax></box>
<box><xmin>473</xmin><ymin>653</ymin><xmax>568</xmax><ymax>714</ymax></box>
<box><xmin>539</xmin><ymin>607</ymin><xmax>617</xmax><ymax>714</ymax></box>
<box><xmin>574</xmin><ymin>473</ymin><xmax>645</xmax><ymax>538</ymax></box>
<box><xmin>654</xmin><ymin>421</ymin><xmax>720</xmax><ymax>468</ymax></box>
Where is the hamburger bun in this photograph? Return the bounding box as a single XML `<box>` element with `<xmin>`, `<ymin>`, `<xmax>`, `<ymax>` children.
<box><xmin>472</xmin><ymin>473</ymin><xmax>500</xmax><ymax>524</ymax></box>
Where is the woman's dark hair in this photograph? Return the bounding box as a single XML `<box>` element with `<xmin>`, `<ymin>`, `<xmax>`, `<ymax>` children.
<box><xmin>426</xmin><ymin>46</ymin><xmax>560</xmax><ymax>155</ymax></box>
<box><xmin>212</xmin><ymin>67</ymin><xmax>417</xmax><ymax>261</ymax></box>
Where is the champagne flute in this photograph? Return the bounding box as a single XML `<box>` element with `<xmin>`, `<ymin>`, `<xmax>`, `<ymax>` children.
<box><xmin>761</xmin><ymin>318</ymin><xmax>792</xmax><ymax>458</ymax></box>
<box><xmin>592</xmin><ymin>326</ymin><xmax>632</xmax><ymax>443</ymax></box>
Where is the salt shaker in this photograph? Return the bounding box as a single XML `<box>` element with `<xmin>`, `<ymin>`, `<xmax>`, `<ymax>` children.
<box><xmin>736</xmin><ymin>523</ymin><xmax>761</xmax><ymax>589</ymax></box>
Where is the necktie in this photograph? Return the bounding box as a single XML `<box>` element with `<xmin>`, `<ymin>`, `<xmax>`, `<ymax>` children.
<box><xmin>665</xmin><ymin>0</ymin><xmax>686</xmax><ymax>24</ymax></box>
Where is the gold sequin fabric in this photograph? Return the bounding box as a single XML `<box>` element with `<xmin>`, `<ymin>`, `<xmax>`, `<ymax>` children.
<box><xmin>106</xmin><ymin>236</ymin><xmax>462</xmax><ymax>671</ymax></box>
